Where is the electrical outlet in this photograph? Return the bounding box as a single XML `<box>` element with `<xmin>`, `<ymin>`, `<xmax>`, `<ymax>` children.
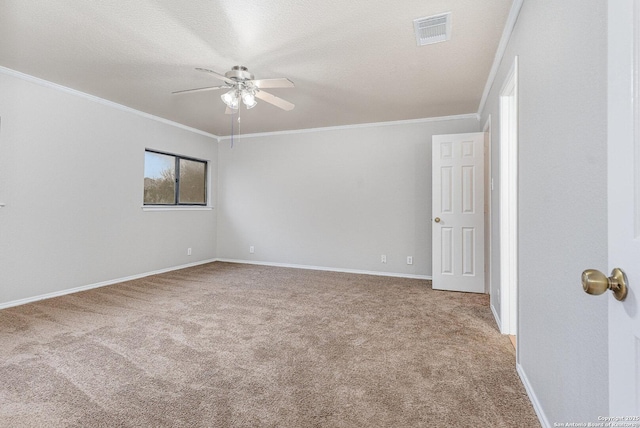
<box><xmin>249</xmin><ymin>246</ymin><xmax>255</xmax><ymax>254</ymax></box>
<box><xmin>187</xmin><ymin>248</ymin><xmax>192</xmax><ymax>256</ymax></box>
<box><xmin>381</xmin><ymin>255</ymin><xmax>387</xmax><ymax>263</ymax></box>
<box><xmin>407</xmin><ymin>256</ymin><xmax>413</xmax><ymax>265</ymax></box>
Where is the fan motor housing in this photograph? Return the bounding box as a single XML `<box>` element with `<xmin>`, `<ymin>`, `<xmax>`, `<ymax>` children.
<box><xmin>225</xmin><ymin>65</ymin><xmax>254</xmax><ymax>81</ymax></box>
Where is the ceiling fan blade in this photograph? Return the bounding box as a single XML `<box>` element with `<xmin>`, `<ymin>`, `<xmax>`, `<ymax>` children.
<box><xmin>172</xmin><ymin>84</ymin><xmax>230</xmax><ymax>95</ymax></box>
<box><xmin>195</xmin><ymin>67</ymin><xmax>234</xmax><ymax>84</ymax></box>
<box><xmin>252</xmin><ymin>78</ymin><xmax>294</xmax><ymax>89</ymax></box>
<box><xmin>224</xmin><ymin>106</ymin><xmax>237</xmax><ymax>115</ymax></box>
<box><xmin>255</xmin><ymin>90</ymin><xmax>295</xmax><ymax>111</ymax></box>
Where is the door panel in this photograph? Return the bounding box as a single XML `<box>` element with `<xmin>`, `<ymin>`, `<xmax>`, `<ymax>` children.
<box><xmin>462</xmin><ymin>166</ymin><xmax>475</xmax><ymax>213</ymax></box>
<box><xmin>432</xmin><ymin>133</ymin><xmax>484</xmax><ymax>293</ymax></box>
<box><xmin>462</xmin><ymin>227</ymin><xmax>475</xmax><ymax>275</ymax></box>
<box><xmin>441</xmin><ymin>227</ymin><xmax>453</xmax><ymax>275</ymax></box>
<box><xmin>441</xmin><ymin>167</ymin><xmax>453</xmax><ymax>212</ymax></box>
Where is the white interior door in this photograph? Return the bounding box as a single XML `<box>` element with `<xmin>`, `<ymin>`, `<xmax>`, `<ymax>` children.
<box><xmin>432</xmin><ymin>132</ymin><xmax>484</xmax><ymax>293</ymax></box>
<box><xmin>608</xmin><ymin>0</ymin><xmax>640</xmax><ymax>415</ymax></box>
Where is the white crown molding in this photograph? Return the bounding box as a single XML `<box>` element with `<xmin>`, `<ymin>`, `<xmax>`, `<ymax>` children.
<box><xmin>0</xmin><ymin>66</ymin><xmax>220</xmax><ymax>141</ymax></box>
<box><xmin>0</xmin><ymin>258</ymin><xmax>217</xmax><ymax>310</ymax></box>
<box><xmin>477</xmin><ymin>0</ymin><xmax>524</xmax><ymax>116</ymax></box>
<box><xmin>218</xmin><ymin>113</ymin><xmax>480</xmax><ymax>141</ymax></box>
<box><xmin>0</xmin><ymin>65</ymin><xmax>482</xmax><ymax>142</ymax></box>
<box><xmin>215</xmin><ymin>258</ymin><xmax>432</xmax><ymax>280</ymax></box>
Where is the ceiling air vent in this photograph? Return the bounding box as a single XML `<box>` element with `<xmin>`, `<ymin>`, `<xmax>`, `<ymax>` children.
<box><xmin>413</xmin><ymin>12</ymin><xmax>451</xmax><ymax>46</ymax></box>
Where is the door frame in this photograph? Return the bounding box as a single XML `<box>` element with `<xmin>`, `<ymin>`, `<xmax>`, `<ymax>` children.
<box><xmin>483</xmin><ymin>116</ymin><xmax>492</xmax><ymax>295</ymax></box>
<box><xmin>607</xmin><ymin>0</ymin><xmax>639</xmax><ymax>414</ymax></box>
<box><xmin>499</xmin><ymin>56</ymin><xmax>519</xmax><ymax>337</ymax></box>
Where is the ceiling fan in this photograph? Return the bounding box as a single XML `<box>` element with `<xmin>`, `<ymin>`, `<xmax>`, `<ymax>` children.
<box><xmin>172</xmin><ymin>65</ymin><xmax>295</xmax><ymax>112</ymax></box>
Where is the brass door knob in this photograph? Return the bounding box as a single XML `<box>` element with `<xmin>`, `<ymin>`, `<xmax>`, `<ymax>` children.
<box><xmin>434</xmin><ymin>217</ymin><xmax>441</xmax><ymax>223</ymax></box>
<box><xmin>581</xmin><ymin>268</ymin><xmax>628</xmax><ymax>301</ymax></box>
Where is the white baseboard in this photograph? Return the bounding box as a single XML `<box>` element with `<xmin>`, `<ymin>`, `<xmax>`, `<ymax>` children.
<box><xmin>1</xmin><ymin>258</ymin><xmax>430</xmax><ymax>310</ymax></box>
<box><xmin>491</xmin><ymin>302</ymin><xmax>502</xmax><ymax>332</ymax></box>
<box><xmin>0</xmin><ymin>258</ymin><xmax>217</xmax><ymax>310</ymax></box>
<box><xmin>517</xmin><ymin>363</ymin><xmax>551</xmax><ymax>428</ymax></box>
<box><xmin>215</xmin><ymin>258</ymin><xmax>432</xmax><ymax>280</ymax></box>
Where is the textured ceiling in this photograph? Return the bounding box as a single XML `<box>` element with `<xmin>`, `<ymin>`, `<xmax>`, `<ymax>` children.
<box><xmin>0</xmin><ymin>0</ymin><xmax>513</xmax><ymax>136</ymax></box>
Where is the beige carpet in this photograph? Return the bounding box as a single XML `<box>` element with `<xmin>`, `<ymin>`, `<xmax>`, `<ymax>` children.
<box><xmin>0</xmin><ymin>262</ymin><xmax>539</xmax><ymax>427</ymax></box>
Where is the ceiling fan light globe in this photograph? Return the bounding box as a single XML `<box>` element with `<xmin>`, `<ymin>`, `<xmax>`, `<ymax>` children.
<box><xmin>242</xmin><ymin>91</ymin><xmax>255</xmax><ymax>104</ymax></box>
<box><xmin>242</xmin><ymin>92</ymin><xmax>257</xmax><ymax>109</ymax></box>
<box><xmin>221</xmin><ymin>90</ymin><xmax>238</xmax><ymax>108</ymax></box>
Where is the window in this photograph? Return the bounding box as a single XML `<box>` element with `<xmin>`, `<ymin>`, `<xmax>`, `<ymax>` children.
<box><xmin>144</xmin><ymin>150</ymin><xmax>207</xmax><ymax>206</ymax></box>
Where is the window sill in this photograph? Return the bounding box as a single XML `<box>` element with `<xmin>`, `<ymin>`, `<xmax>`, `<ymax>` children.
<box><xmin>142</xmin><ymin>206</ymin><xmax>213</xmax><ymax>212</ymax></box>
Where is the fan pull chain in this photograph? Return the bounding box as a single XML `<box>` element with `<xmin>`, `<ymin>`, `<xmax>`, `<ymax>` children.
<box><xmin>229</xmin><ymin>108</ymin><xmax>242</xmax><ymax>149</ymax></box>
<box><xmin>230</xmin><ymin>109</ymin><xmax>234</xmax><ymax>148</ymax></box>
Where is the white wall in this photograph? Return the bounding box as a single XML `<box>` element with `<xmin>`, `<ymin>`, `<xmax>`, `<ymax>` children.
<box><xmin>216</xmin><ymin>117</ymin><xmax>479</xmax><ymax>276</ymax></box>
<box><xmin>479</xmin><ymin>0</ymin><xmax>608</xmax><ymax>424</ymax></box>
<box><xmin>0</xmin><ymin>69</ymin><xmax>218</xmax><ymax>306</ymax></box>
